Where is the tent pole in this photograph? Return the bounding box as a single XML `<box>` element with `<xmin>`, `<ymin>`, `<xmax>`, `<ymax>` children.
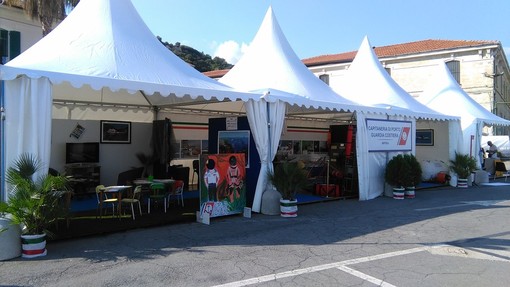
<box><xmin>0</xmin><ymin>56</ymin><xmax>5</xmax><ymax>202</ymax></box>
<box><xmin>266</xmin><ymin>98</ymin><xmax>272</xmax><ymax>173</ymax></box>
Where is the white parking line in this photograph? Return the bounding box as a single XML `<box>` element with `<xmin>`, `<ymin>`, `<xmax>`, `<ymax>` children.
<box><xmin>212</xmin><ymin>245</ymin><xmax>446</xmax><ymax>287</ymax></box>
<box><xmin>337</xmin><ymin>265</ymin><xmax>397</xmax><ymax>287</ymax></box>
<box><xmin>416</xmin><ymin>200</ymin><xmax>508</xmax><ymax>211</ymax></box>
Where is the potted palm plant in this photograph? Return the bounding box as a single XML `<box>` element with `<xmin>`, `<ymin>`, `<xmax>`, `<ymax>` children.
<box><xmin>402</xmin><ymin>154</ymin><xmax>422</xmax><ymax>198</ymax></box>
<box><xmin>384</xmin><ymin>154</ymin><xmax>411</xmax><ymax>199</ymax></box>
<box><xmin>267</xmin><ymin>161</ymin><xmax>311</xmax><ymax>217</ymax></box>
<box><xmin>136</xmin><ymin>152</ymin><xmax>158</xmax><ymax>178</ymax></box>
<box><xmin>0</xmin><ymin>153</ymin><xmax>70</xmax><ymax>258</ymax></box>
<box><xmin>449</xmin><ymin>152</ymin><xmax>477</xmax><ymax>188</ymax></box>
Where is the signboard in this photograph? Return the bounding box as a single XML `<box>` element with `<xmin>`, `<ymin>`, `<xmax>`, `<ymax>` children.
<box><xmin>226</xmin><ymin>117</ymin><xmax>238</xmax><ymax>130</ymax></box>
<box><xmin>366</xmin><ymin>119</ymin><xmax>412</xmax><ymax>152</ymax></box>
<box><xmin>199</xmin><ymin>153</ymin><xmax>246</xmax><ymax>218</ymax></box>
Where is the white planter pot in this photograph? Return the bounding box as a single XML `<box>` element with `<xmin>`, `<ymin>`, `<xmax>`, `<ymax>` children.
<box><xmin>21</xmin><ymin>233</ymin><xmax>47</xmax><ymax>258</ymax></box>
<box><xmin>0</xmin><ymin>217</ymin><xmax>22</xmax><ymax>261</ymax></box>
<box><xmin>261</xmin><ymin>187</ymin><xmax>282</xmax><ymax>216</ymax></box>
<box><xmin>280</xmin><ymin>199</ymin><xmax>298</xmax><ymax>217</ymax></box>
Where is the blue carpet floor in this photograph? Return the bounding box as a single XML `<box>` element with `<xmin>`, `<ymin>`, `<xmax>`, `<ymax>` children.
<box><xmin>71</xmin><ymin>190</ymin><xmax>200</xmax><ymax>212</ymax></box>
<box><xmin>70</xmin><ymin>190</ymin><xmax>339</xmax><ymax>212</ymax></box>
<box><xmin>296</xmin><ymin>193</ymin><xmax>337</xmax><ymax>204</ymax></box>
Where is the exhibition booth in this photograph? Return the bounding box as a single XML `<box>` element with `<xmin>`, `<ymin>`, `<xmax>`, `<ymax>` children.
<box><xmin>1</xmin><ymin>0</ymin><xmax>461</xmax><ymax>215</ymax></box>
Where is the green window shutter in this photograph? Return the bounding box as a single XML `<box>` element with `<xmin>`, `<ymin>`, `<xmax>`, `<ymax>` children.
<box><xmin>0</xmin><ymin>29</ymin><xmax>8</xmax><ymax>62</ymax></box>
<box><xmin>9</xmin><ymin>30</ymin><xmax>21</xmax><ymax>60</ymax></box>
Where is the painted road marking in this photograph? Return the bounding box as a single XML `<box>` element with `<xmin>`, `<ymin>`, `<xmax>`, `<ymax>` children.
<box><xmin>337</xmin><ymin>265</ymin><xmax>397</xmax><ymax>287</ymax></box>
<box><xmin>211</xmin><ymin>245</ymin><xmax>447</xmax><ymax>287</ymax></box>
<box><xmin>415</xmin><ymin>200</ymin><xmax>507</xmax><ymax>211</ymax></box>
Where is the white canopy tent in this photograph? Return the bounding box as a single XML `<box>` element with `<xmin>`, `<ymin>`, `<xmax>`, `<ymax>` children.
<box><xmin>0</xmin><ymin>0</ymin><xmax>265</xmax><ymax>200</ymax></box>
<box><xmin>218</xmin><ymin>7</ymin><xmax>439</xmax><ymax>208</ymax></box>
<box><xmin>418</xmin><ymin>61</ymin><xmax>510</xmax><ymax>168</ymax></box>
<box><xmin>333</xmin><ymin>36</ymin><xmax>461</xmax><ymax>199</ymax></box>
<box><xmin>220</xmin><ymin>7</ymin><xmax>387</xmax><ymax>212</ymax></box>
<box><xmin>0</xmin><ymin>0</ymin><xmax>385</xmax><ymax>203</ymax></box>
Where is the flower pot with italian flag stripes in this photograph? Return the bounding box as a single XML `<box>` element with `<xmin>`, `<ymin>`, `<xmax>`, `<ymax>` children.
<box><xmin>280</xmin><ymin>199</ymin><xmax>298</xmax><ymax>217</ymax></box>
<box><xmin>21</xmin><ymin>234</ymin><xmax>47</xmax><ymax>258</ymax></box>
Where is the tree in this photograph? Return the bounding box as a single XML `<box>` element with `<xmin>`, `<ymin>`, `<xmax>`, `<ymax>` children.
<box><xmin>5</xmin><ymin>0</ymin><xmax>80</xmax><ymax>36</ymax></box>
<box><xmin>157</xmin><ymin>37</ymin><xmax>233</xmax><ymax>72</ymax></box>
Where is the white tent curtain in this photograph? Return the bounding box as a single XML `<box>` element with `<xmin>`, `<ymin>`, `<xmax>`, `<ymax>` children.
<box><xmin>475</xmin><ymin>121</ymin><xmax>485</xmax><ymax>168</ymax></box>
<box><xmin>246</xmin><ymin>98</ymin><xmax>286</xmax><ymax>212</ymax></box>
<box><xmin>450</xmin><ymin>120</ymin><xmax>465</xmax><ymax>158</ymax></box>
<box><xmin>5</xmin><ymin>76</ymin><xmax>53</xmax><ymax>191</ymax></box>
<box><xmin>355</xmin><ymin>112</ymin><xmax>372</xmax><ymax>200</ymax></box>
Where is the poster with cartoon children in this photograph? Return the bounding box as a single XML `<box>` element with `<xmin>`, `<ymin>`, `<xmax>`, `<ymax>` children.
<box><xmin>200</xmin><ymin>153</ymin><xmax>246</xmax><ymax>218</ymax></box>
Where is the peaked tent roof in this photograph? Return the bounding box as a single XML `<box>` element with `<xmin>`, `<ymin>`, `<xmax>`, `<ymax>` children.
<box><xmin>218</xmin><ymin>7</ymin><xmax>386</xmax><ymax>117</ymax></box>
<box><xmin>334</xmin><ymin>36</ymin><xmax>458</xmax><ymax>121</ymax></box>
<box><xmin>418</xmin><ymin>61</ymin><xmax>510</xmax><ymax>126</ymax></box>
<box><xmin>0</xmin><ymin>0</ymin><xmax>256</xmax><ymax>108</ymax></box>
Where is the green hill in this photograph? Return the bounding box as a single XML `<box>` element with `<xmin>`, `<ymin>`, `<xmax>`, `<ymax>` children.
<box><xmin>158</xmin><ymin>37</ymin><xmax>233</xmax><ymax>73</ymax></box>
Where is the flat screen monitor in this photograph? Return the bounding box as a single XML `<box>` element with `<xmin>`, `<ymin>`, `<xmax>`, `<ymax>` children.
<box><xmin>66</xmin><ymin>142</ymin><xmax>100</xmax><ymax>164</ymax></box>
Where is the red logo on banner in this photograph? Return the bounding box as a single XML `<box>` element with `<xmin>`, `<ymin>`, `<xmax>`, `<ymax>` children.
<box><xmin>398</xmin><ymin>127</ymin><xmax>410</xmax><ymax>145</ymax></box>
<box><xmin>202</xmin><ymin>202</ymin><xmax>214</xmax><ymax>217</ymax></box>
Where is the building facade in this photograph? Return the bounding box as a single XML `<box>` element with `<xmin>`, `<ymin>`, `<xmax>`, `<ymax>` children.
<box><xmin>303</xmin><ymin>39</ymin><xmax>510</xmax><ymax>136</ymax></box>
<box><xmin>0</xmin><ymin>3</ymin><xmax>43</xmax><ymax>63</ymax></box>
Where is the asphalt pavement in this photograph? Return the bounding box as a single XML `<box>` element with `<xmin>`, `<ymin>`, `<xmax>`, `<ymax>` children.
<box><xmin>1</xmin><ymin>181</ymin><xmax>510</xmax><ymax>287</ymax></box>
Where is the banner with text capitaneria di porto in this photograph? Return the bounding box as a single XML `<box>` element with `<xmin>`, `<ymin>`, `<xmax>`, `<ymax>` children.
<box><xmin>366</xmin><ymin>119</ymin><xmax>413</xmax><ymax>152</ymax></box>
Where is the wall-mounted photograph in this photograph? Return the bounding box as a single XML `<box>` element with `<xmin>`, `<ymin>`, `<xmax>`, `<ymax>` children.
<box><xmin>416</xmin><ymin>129</ymin><xmax>434</xmax><ymax>146</ymax></box>
<box><xmin>100</xmin><ymin>120</ymin><xmax>131</xmax><ymax>144</ymax></box>
<box><xmin>218</xmin><ymin>130</ymin><xmax>250</xmax><ymax>167</ymax></box>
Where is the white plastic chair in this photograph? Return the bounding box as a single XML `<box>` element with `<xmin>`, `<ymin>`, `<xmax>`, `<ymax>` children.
<box><xmin>121</xmin><ymin>186</ymin><xmax>142</xmax><ymax>220</ymax></box>
<box><xmin>95</xmin><ymin>185</ymin><xmax>118</xmax><ymax>218</ymax></box>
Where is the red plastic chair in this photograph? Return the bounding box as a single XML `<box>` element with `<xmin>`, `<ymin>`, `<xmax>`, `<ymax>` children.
<box><xmin>168</xmin><ymin>180</ymin><xmax>184</xmax><ymax>207</ymax></box>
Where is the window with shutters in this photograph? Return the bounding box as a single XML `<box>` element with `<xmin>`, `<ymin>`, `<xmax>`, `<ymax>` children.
<box><xmin>446</xmin><ymin>60</ymin><xmax>460</xmax><ymax>84</ymax></box>
<box><xmin>319</xmin><ymin>74</ymin><xmax>329</xmax><ymax>85</ymax></box>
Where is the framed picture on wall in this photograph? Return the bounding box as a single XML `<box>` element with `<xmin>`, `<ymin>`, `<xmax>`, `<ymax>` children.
<box><xmin>100</xmin><ymin>120</ymin><xmax>131</xmax><ymax>144</ymax></box>
<box><xmin>416</xmin><ymin>129</ymin><xmax>434</xmax><ymax>146</ymax></box>
<box><xmin>218</xmin><ymin>130</ymin><xmax>250</xmax><ymax>167</ymax></box>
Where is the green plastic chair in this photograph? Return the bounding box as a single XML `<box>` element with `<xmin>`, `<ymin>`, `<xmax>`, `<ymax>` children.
<box><xmin>148</xmin><ymin>182</ymin><xmax>167</xmax><ymax>213</ymax></box>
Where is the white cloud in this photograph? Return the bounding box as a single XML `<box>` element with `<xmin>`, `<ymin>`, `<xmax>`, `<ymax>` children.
<box><xmin>213</xmin><ymin>40</ymin><xmax>249</xmax><ymax>65</ymax></box>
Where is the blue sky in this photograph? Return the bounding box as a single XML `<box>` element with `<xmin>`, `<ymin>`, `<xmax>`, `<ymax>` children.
<box><xmin>131</xmin><ymin>0</ymin><xmax>510</xmax><ymax>64</ymax></box>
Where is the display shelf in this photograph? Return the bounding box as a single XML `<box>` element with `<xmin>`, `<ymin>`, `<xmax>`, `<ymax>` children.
<box><xmin>65</xmin><ymin>163</ymin><xmax>101</xmax><ymax>194</ymax></box>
